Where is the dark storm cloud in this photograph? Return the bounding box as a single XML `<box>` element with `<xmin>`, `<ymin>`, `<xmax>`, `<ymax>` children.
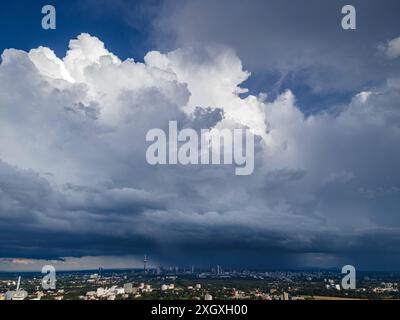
<box><xmin>152</xmin><ymin>0</ymin><xmax>400</xmax><ymax>107</ymax></box>
<box><xmin>81</xmin><ymin>0</ymin><xmax>400</xmax><ymax>109</ymax></box>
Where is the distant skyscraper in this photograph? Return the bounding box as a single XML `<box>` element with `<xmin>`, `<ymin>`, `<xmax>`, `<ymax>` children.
<box><xmin>144</xmin><ymin>254</ymin><xmax>148</xmax><ymax>274</ymax></box>
<box><xmin>217</xmin><ymin>265</ymin><xmax>221</xmax><ymax>275</ymax></box>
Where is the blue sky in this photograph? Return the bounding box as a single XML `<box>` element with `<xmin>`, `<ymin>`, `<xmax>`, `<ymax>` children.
<box><xmin>1</xmin><ymin>0</ymin><xmax>400</xmax><ymax>271</ymax></box>
<box><xmin>0</xmin><ymin>0</ymin><xmax>151</xmax><ymax>61</ymax></box>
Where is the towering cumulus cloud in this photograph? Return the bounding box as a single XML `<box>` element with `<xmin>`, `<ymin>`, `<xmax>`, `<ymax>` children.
<box><xmin>0</xmin><ymin>33</ymin><xmax>400</xmax><ymax>268</ymax></box>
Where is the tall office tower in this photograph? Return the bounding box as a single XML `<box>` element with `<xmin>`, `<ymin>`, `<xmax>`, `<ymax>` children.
<box><xmin>144</xmin><ymin>254</ymin><xmax>148</xmax><ymax>274</ymax></box>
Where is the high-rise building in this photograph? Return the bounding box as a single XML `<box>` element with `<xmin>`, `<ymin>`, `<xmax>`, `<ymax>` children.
<box><xmin>144</xmin><ymin>254</ymin><xmax>148</xmax><ymax>274</ymax></box>
<box><xmin>283</xmin><ymin>292</ymin><xmax>289</xmax><ymax>300</ymax></box>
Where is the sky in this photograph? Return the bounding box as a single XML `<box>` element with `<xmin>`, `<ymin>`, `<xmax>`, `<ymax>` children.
<box><xmin>1</xmin><ymin>0</ymin><xmax>400</xmax><ymax>271</ymax></box>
